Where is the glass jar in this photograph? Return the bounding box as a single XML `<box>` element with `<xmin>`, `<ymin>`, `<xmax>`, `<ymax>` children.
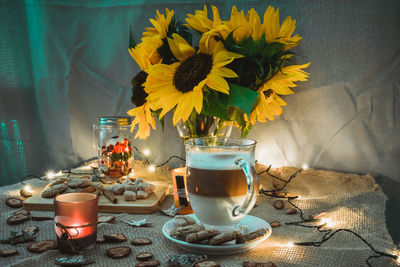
<box><xmin>93</xmin><ymin>116</ymin><xmax>134</xmax><ymax>178</ymax></box>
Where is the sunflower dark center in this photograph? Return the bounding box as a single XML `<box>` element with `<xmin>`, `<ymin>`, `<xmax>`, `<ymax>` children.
<box><xmin>174</xmin><ymin>53</ymin><xmax>213</xmax><ymax>93</ymax></box>
<box><xmin>131</xmin><ymin>71</ymin><xmax>148</xmax><ymax>107</ymax></box>
<box><xmin>263</xmin><ymin>89</ymin><xmax>274</xmax><ymax>99</ymax></box>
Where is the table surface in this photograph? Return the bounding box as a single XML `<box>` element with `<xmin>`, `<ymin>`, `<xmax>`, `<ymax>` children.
<box><xmin>0</xmin><ymin>162</ymin><xmax>398</xmax><ymax>267</ymax></box>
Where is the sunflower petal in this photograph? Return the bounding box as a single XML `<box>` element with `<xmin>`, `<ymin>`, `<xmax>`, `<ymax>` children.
<box><xmin>206</xmin><ymin>73</ymin><xmax>230</xmax><ymax>94</ymax></box>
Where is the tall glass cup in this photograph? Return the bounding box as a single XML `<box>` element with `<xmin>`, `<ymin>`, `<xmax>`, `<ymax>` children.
<box><xmin>185</xmin><ymin>138</ymin><xmax>259</xmax><ymax>230</ymax></box>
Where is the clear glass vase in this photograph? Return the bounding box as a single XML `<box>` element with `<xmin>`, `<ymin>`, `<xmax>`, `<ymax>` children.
<box><xmin>176</xmin><ymin>114</ymin><xmax>233</xmax><ymax>141</ymax></box>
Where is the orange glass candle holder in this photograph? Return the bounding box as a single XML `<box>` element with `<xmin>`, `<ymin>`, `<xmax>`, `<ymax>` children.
<box><xmin>54</xmin><ymin>193</ymin><xmax>98</xmax><ymax>253</ymax></box>
<box><xmin>172</xmin><ymin>167</ymin><xmax>193</xmax><ymax>215</ymax></box>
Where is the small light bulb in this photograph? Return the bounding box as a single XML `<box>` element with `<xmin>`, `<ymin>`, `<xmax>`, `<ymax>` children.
<box><xmin>286</xmin><ymin>242</ymin><xmax>294</xmax><ymax>247</ymax></box>
<box><xmin>24</xmin><ymin>185</ymin><xmax>33</xmax><ymax>193</ymax></box>
<box><xmin>143</xmin><ymin>149</ymin><xmax>150</xmax><ymax>156</ymax></box>
<box><xmin>396</xmin><ymin>255</ymin><xmax>400</xmax><ymax>264</ymax></box>
<box><xmin>302</xmin><ymin>164</ymin><xmax>308</xmax><ymax>170</ymax></box>
<box><xmin>320</xmin><ymin>218</ymin><xmax>334</xmax><ymax>228</ymax></box>
<box><xmin>148</xmin><ymin>165</ymin><xmax>155</xmax><ymax>172</ymax></box>
<box><xmin>46</xmin><ymin>171</ymin><xmax>55</xmax><ymax>179</ymax></box>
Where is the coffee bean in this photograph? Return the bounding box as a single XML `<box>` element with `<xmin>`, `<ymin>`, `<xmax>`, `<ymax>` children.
<box><xmin>270</xmin><ymin>221</ymin><xmax>281</xmax><ymax>228</ymax></box>
<box><xmin>273</xmin><ymin>200</ymin><xmax>284</xmax><ymax>209</ymax></box>
<box><xmin>285</xmin><ymin>208</ymin><xmax>297</xmax><ymax>215</ymax></box>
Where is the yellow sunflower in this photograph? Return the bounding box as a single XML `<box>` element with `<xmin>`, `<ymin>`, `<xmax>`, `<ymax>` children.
<box><xmin>127</xmin><ymin>42</ymin><xmax>161</xmax><ymax>139</ymax></box>
<box><xmin>248</xmin><ymin>63</ymin><xmax>310</xmax><ymax>124</ymax></box>
<box><xmin>145</xmin><ymin>33</ymin><xmax>243</xmax><ymax>125</ymax></box>
<box><xmin>127</xmin><ymin>103</ymin><xmax>156</xmax><ymax>139</ymax></box>
<box><xmin>263</xmin><ymin>6</ymin><xmax>302</xmax><ymax>50</ymax></box>
<box><xmin>224</xmin><ymin>6</ymin><xmax>253</xmax><ymax>42</ymax></box>
<box><xmin>185</xmin><ymin>5</ymin><xmax>229</xmax><ymax>51</ymax></box>
<box><xmin>143</xmin><ymin>8</ymin><xmax>174</xmax><ymax>39</ymax></box>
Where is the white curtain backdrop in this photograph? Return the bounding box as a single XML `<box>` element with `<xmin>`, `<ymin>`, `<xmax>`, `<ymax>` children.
<box><xmin>0</xmin><ymin>0</ymin><xmax>399</xmax><ymax>185</ymax></box>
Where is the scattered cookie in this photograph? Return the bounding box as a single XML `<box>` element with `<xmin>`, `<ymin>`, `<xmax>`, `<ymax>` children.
<box><xmin>170</xmin><ymin>224</ymin><xmax>205</xmax><ymax>237</ymax></box>
<box><xmin>27</xmin><ymin>240</ymin><xmax>57</xmax><ymax>253</ymax></box>
<box><xmin>103</xmin><ymin>233</ymin><xmax>127</xmax><ymax>242</ymax></box>
<box><xmin>186</xmin><ymin>229</ymin><xmax>220</xmax><ymax>243</ymax></box>
<box><xmin>0</xmin><ymin>248</ymin><xmax>18</xmax><ymax>257</ymax></box>
<box><xmin>135</xmin><ymin>260</ymin><xmax>160</xmax><ymax>267</ymax></box>
<box><xmin>173</xmin><ymin>215</ymin><xmax>197</xmax><ymax>228</ymax></box>
<box><xmin>131</xmin><ymin>238</ymin><xmax>152</xmax><ymax>246</ymax></box>
<box><xmin>270</xmin><ymin>221</ymin><xmax>281</xmax><ymax>228</ymax></box>
<box><xmin>41</xmin><ymin>183</ymin><xmax>67</xmax><ymax>198</ymax></box>
<box><xmin>236</xmin><ymin>228</ymin><xmax>268</xmax><ymax>244</ymax></box>
<box><xmin>243</xmin><ymin>261</ymin><xmax>277</xmax><ymax>267</ymax></box>
<box><xmin>48</xmin><ymin>177</ymin><xmax>68</xmax><ymax>187</ymax></box>
<box><xmin>208</xmin><ymin>231</ymin><xmax>238</xmax><ymax>245</ymax></box>
<box><xmin>67</xmin><ymin>179</ymin><xmax>90</xmax><ymax>189</ymax></box>
<box><xmin>22</xmin><ymin>226</ymin><xmax>39</xmax><ymax>234</ymax></box>
<box><xmin>13</xmin><ymin>209</ymin><xmax>30</xmax><ymax>216</ymax></box>
<box><xmin>285</xmin><ymin>208</ymin><xmax>297</xmax><ymax>215</ymax></box>
<box><xmin>7</xmin><ymin>214</ymin><xmax>30</xmax><ymax>225</ymax></box>
<box><xmin>106</xmin><ymin>246</ymin><xmax>131</xmax><ymax>259</ymax></box>
<box><xmin>136</xmin><ymin>251</ymin><xmax>153</xmax><ymax>261</ymax></box>
<box><xmin>194</xmin><ymin>260</ymin><xmax>221</xmax><ymax>267</ymax></box>
<box><xmin>98</xmin><ymin>215</ymin><xmax>116</xmax><ymax>224</ymax></box>
<box><xmin>5</xmin><ymin>198</ymin><xmax>23</xmax><ymax>208</ymax></box>
<box><xmin>273</xmin><ymin>200</ymin><xmax>284</xmax><ymax>210</ymax></box>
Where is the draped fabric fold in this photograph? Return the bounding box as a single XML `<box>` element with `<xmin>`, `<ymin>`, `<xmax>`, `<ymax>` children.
<box><xmin>0</xmin><ymin>0</ymin><xmax>399</xmax><ymax>185</ymax></box>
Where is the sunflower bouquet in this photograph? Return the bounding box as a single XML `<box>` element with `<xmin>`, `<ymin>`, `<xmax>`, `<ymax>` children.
<box><xmin>127</xmin><ymin>5</ymin><xmax>310</xmax><ymax>139</ymax></box>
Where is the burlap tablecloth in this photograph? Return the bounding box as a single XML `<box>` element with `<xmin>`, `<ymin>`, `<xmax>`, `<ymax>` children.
<box><xmin>0</xmin><ymin>164</ymin><xmax>398</xmax><ymax>267</ymax></box>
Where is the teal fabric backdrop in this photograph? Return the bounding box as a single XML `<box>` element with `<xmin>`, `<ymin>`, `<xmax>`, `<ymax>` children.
<box><xmin>0</xmin><ymin>0</ymin><xmax>399</xmax><ymax>185</ymax></box>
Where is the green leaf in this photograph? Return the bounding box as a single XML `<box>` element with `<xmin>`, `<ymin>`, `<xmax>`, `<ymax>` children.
<box><xmin>202</xmin><ymin>90</ymin><xmax>230</xmax><ymax>120</ymax></box>
<box><xmin>261</xmin><ymin>42</ymin><xmax>285</xmax><ymax>58</ymax></box>
<box><xmin>129</xmin><ymin>26</ymin><xmax>136</xmax><ymax>49</ymax></box>
<box><xmin>241</xmin><ymin>123</ymin><xmax>253</xmax><ymax>138</ymax></box>
<box><xmin>227</xmin><ymin>83</ymin><xmax>259</xmax><ymax>115</ymax></box>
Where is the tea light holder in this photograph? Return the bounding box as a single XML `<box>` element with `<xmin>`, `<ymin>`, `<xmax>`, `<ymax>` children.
<box><xmin>54</xmin><ymin>193</ymin><xmax>98</xmax><ymax>253</ymax></box>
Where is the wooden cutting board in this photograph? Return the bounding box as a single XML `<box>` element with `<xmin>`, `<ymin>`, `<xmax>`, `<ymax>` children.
<box><xmin>23</xmin><ymin>184</ymin><xmax>171</xmax><ymax>214</ymax></box>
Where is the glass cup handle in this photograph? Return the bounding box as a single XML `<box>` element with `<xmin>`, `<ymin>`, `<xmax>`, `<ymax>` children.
<box><xmin>232</xmin><ymin>158</ymin><xmax>259</xmax><ymax>217</ymax></box>
<box><xmin>92</xmin><ymin>124</ymin><xmax>99</xmax><ymax>151</ymax></box>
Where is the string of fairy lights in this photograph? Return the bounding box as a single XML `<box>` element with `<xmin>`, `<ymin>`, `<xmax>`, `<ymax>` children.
<box><xmin>18</xmin><ymin>146</ymin><xmax>400</xmax><ymax>266</ymax></box>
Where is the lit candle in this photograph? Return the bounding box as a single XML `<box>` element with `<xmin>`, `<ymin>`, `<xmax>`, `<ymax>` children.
<box><xmin>54</xmin><ymin>193</ymin><xmax>98</xmax><ymax>253</ymax></box>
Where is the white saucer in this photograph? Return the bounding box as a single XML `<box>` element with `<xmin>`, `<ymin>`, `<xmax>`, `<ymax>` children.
<box><xmin>162</xmin><ymin>214</ymin><xmax>272</xmax><ymax>255</ymax></box>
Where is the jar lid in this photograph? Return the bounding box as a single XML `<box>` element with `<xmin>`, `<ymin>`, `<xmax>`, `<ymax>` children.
<box><xmin>99</xmin><ymin>116</ymin><xmax>132</xmax><ymax>126</ymax></box>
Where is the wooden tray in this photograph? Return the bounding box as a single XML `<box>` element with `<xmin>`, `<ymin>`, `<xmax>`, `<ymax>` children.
<box><xmin>23</xmin><ymin>184</ymin><xmax>170</xmax><ymax>214</ymax></box>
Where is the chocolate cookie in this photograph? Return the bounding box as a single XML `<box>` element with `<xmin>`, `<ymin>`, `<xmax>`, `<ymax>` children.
<box><xmin>27</xmin><ymin>240</ymin><xmax>57</xmax><ymax>253</ymax></box>
<box><xmin>131</xmin><ymin>238</ymin><xmax>152</xmax><ymax>246</ymax></box>
<box><xmin>98</xmin><ymin>215</ymin><xmax>116</xmax><ymax>224</ymax></box>
<box><xmin>136</xmin><ymin>251</ymin><xmax>153</xmax><ymax>261</ymax></box>
<box><xmin>103</xmin><ymin>233</ymin><xmax>127</xmax><ymax>242</ymax></box>
<box><xmin>0</xmin><ymin>248</ymin><xmax>18</xmax><ymax>257</ymax></box>
<box><xmin>5</xmin><ymin>197</ymin><xmax>23</xmax><ymax>208</ymax></box>
<box><xmin>106</xmin><ymin>246</ymin><xmax>131</xmax><ymax>259</ymax></box>
<box><xmin>7</xmin><ymin>214</ymin><xmax>30</xmax><ymax>225</ymax></box>
<box><xmin>41</xmin><ymin>183</ymin><xmax>67</xmax><ymax>198</ymax></box>
<box><xmin>67</xmin><ymin>179</ymin><xmax>90</xmax><ymax>189</ymax></box>
<box><xmin>22</xmin><ymin>226</ymin><xmax>39</xmax><ymax>234</ymax></box>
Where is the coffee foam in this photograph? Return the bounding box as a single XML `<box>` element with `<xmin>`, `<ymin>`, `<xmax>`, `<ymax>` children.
<box><xmin>186</xmin><ymin>151</ymin><xmax>254</xmax><ymax>170</ymax></box>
